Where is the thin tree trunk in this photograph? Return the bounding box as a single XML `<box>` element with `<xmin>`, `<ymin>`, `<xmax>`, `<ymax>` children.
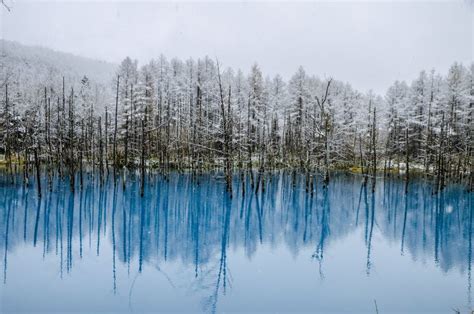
<box><xmin>405</xmin><ymin>127</ymin><xmax>410</xmax><ymax>194</ymax></box>
<box><xmin>140</xmin><ymin>119</ymin><xmax>145</xmax><ymax>197</ymax></box>
<box><xmin>113</xmin><ymin>75</ymin><xmax>120</xmax><ymax>184</ymax></box>
<box><xmin>34</xmin><ymin>147</ymin><xmax>41</xmax><ymax>198</ymax></box>
<box><xmin>371</xmin><ymin>107</ymin><xmax>377</xmax><ymax>192</ymax></box>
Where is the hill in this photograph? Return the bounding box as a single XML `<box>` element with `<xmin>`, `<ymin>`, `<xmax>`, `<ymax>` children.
<box><xmin>0</xmin><ymin>39</ymin><xmax>117</xmax><ymax>88</ymax></box>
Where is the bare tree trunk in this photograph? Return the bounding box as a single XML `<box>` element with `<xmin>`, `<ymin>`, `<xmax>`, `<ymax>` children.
<box><xmin>57</xmin><ymin>95</ymin><xmax>63</xmax><ymax>177</ymax></box>
<box><xmin>315</xmin><ymin>79</ymin><xmax>332</xmax><ymax>188</ymax></box>
<box><xmin>98</xmin><ymin>116</ymin><xmax>104</xmax><ymax>184</ymax></box>
<box><xmin>405</xmin><ymin>127</ymin><xmax>409</xmax><ymax>194</ymax></box>
<box><xmin>113</xmin><ymin>76</ymin><xmax>120</xmax><ymax>184</ymax></box>
<box><xmin>68</xmin><ymin>88</ymin><xmax>75</xmax><ymax>193</ymax></box>
<box><xmin>79</xmin><ymin>119</ymin><xmax>84</xmax><ymax>189</ymax></box>
<box><xmin>435</xmin><ymin>113</ymin><xmax>446</xmax><ymax>193</ymax></box>
<box><xmin>23</xmin><ymin>143</ymin><xmax>29</xmax><ymax>186</ymax></box>
<box><xmin>140</xmin><ymin>119</ymin><xmax>145</xmax><ymax>197</ymax></box>
<box><xmin>371</xmin><ymin>107</ymin><xmax>377</xmax><ymax>192</ymax></box>
<box><xmin>216</xmin><ymin>59</ymin><xmax>233</xmax><ymax>195</ymax></box>
<box><xmin>46</xmin><ymin>94</ymin><xmax>53</xmax><ymax>191</ymax></box>
<box><xmin>124</xmin><ymin>114</ymin><xmax>129</xmax><ymax>167</ymax></box>
<box><xmin>323</xmin><ymin>121</ymin><xmax>330</xmax><ymax>188</ymax></box>
<box><xmin>34</xmin><ymin>147</ymin><xmax>41</xmax><ymax>198</ymax></box>
<box><xmin>105</xmin><ymin>106</ymin><xmax>109</xmax><ymax>173</ymax></box>
<box><xmin>4</xmin><ymin>84</ymin><xmax>13</xmax><ymax>183</ymax></box>
<box><xmin>359</xmin><ymin>134</ymin><xmax>368</xmax><ymax>186</ymax></box>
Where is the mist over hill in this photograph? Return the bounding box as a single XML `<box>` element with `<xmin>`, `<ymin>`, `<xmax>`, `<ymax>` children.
<box><xmin>0</xmin><ymin>39</ymin><xmax>117</xmax><ymax>89</ymax></box>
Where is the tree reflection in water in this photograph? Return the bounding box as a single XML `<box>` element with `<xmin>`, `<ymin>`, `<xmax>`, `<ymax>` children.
<box><xmin>0</xmin><ymin>171</ymin><xmax>472</xmax><ymax>312</ymax></box>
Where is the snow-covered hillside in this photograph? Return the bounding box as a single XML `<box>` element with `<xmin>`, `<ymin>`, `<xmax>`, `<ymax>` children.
<box><xmin>0</xmin><ymin>39</ymin><xmax>116</xmax><ymax>89</ymax></box>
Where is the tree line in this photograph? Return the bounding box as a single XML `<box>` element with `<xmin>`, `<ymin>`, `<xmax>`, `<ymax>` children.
<box><xmin>0</xmin><ymin>56</ymin><xmax>472</xmax><ymax>195</ymax></box>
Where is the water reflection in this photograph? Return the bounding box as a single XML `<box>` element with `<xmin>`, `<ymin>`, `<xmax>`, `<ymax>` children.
<box><xmin>0</xmin><ymin>172</ymin><xmax>472</xmax><ymax>312</ymax></box>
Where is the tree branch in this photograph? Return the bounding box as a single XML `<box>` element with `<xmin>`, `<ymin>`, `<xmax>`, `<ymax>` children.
<box><xmin>1</xmin><ymin>0</ymin><xmax>10</xmax><ymax>11</ymax></box>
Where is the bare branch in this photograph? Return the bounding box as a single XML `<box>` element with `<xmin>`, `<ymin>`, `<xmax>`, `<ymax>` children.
<box><xmin>1</xmin><ymin>0</ymin><xmax>11</xmax><ymax>12</ymax></box>
<box><xmin>314</xmin><ymin>78</ymin><xmax>333</xmax><ymax>111</ymax></box>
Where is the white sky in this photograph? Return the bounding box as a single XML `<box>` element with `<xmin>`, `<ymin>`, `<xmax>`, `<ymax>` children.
<box><xmin>1</xmin><ymin>0</ymin><xmax>473</xmax><ymax>94</ymax></box>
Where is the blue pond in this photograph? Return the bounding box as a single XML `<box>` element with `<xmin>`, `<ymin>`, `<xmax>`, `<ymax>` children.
<box><xmin>0</xmin><ymin>172</ymin><xmax>472</xmax><ymax>313</ymax></box>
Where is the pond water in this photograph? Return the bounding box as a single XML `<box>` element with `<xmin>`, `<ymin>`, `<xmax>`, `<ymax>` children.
<box><xmin>0</xmin><ymin>172</ymin><xmax>472</xmax><ymax>313</ymax></box>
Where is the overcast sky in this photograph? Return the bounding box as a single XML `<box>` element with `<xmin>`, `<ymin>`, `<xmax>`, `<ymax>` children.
<box><xmin>1</xmin><ymin>0</ymin><xmax>472</xmax><ymax>94</ymax></box>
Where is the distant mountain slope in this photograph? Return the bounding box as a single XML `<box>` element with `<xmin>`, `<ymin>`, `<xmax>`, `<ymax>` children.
<box><xmin>0</xmin><ymin>39</ymin><xmax>117</xmax><ymax>87</ymax></box>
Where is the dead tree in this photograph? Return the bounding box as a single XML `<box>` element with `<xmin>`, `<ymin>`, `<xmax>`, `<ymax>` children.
<box><xmin>216</xmin><ymin>59</ymin><xmax>233</xmax><ymax>195</ymax></box>
<box><xmin>34</xmin><ymin>146</ymin><xmax>41</xmax><ymax>198</ymax></box>
<box><xmin>140</xmin><ymin>119</ymin><xmax>145</xmax><ymax>197</ymax></box>
<box><xmin>98</xmin><ymin>116</ymin><xmax>104</xmax><ymax>183</ymax></box>
<box><xmin>371</xmin><ymin>106</ymin><xmax>377</xmax><ymax>192</ymax></box>
<box><xmin>404</xmin><ymin>127</ymin><xmax>409</xmax><ymax>194</ymax></box>
<box><xmin>113</xmin><ymin>75</ymin><xmax>120</xmax><ymax>184</ymax></box>
<box><xmin>67</xmin><ymin>88</ymin><xmax>76</xmax><ymax>192</ymax></box>
<box><xmin>315</xmin><ymin>78</ymin><xmax>332</xmax><ymax>187</ymax></box>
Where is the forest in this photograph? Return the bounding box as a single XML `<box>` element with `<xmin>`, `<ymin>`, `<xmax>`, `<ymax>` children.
<box><xmin>0</xmin><ymin>42</ymin><xmax>473</xmax><ymax>196</ymax></box>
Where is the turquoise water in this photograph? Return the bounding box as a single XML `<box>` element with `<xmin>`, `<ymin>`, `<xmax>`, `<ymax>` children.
<box><xmin>0</xmin><ymin>173</ymin><xmax>472</xmax><ymax>313</ymax></box>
